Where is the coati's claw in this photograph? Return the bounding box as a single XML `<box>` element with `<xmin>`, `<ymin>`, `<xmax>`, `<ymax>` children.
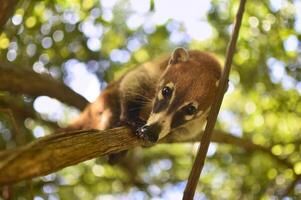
<box><xmin>135</xmin><ymin>129</ymin><xmax>144</xmax><ymax>138</ymax></box>
<box><xmin>135</xmin><ymin>126</ymin><xmax>157</xmax><ymax>143</ymax></box>
<box><xmin>116</xmin><ymin>120</ymin><xmax>152</xmax><ymax>142</ymax></box>
<box><xmin>119</xmin><ymin>118</ymin><xmax>146</xmax><ymax>135</ymax></box>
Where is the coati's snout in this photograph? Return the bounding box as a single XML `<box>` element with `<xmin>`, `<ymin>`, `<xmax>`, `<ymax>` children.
<box><xmin>136</xmin><ymin>47</ymin><xmax>221</xmax><ymax>143</ymax></box>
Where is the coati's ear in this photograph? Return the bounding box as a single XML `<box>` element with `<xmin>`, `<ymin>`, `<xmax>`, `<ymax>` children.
<box><xmin>169</xmin><ymin>47</ymin><xmax>189</xmax><ymax>65</ymax></box>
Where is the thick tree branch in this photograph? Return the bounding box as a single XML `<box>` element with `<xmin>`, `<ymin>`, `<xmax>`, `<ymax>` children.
<box><xmin>0</xmin><ymin>64</ymin><xmax>89</xmax><ymax>110</ymax></box>
<box><xmin>0</xmin><ymin>127</ymin><xmax>293</xmax><ymax>186</ymax></box>
<box><xmin>0</xmin><ymin>127</ymin><xmax>139</xmax><ymax>185</ymax></box>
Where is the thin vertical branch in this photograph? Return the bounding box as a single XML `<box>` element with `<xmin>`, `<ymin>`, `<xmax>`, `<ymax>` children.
<box><xmin>0</xmin><ymin>108</ymin><xmax>33</xmax><ymax>198</ymax></box>
<box><xmin>0</xmin><ymin>108</ymin><xmax>20</xmax><ymax>145</ymax></box>
<box><xmin>281</xmin><ymin>174</ymin><xmax>301</xmax><ymax>197</ymax></box>
<box><xmin>183</xmin><ymin>0</ymin><xmax>247</xmax><ymax>199</ymax></box>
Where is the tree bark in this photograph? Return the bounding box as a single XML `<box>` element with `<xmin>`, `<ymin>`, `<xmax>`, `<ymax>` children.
<box><xmin>0</xmin><ymin>127</ymin><xmax>139</xmax><ymax>185</ymax></box>
<box><xmin>0</xmin><ymin>127</ymin><xmax>292</xmax><ymax>186</ymax></box>
<box><xmin>0</xmin><ymin>64</ymin><xmax>89</xmax><ymax>110</ymax></box>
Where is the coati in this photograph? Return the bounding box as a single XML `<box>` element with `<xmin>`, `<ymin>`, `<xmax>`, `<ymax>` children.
<box><xmin>69</xmin><ymin>47</ymin><xmax>221</xmax><ymax>145</ymax></box>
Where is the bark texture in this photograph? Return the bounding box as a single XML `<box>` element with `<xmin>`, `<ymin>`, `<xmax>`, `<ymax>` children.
<box><xmin>0</xmin><ymin>64</ymin><xmax>89</xmax><ymax>110</ymax></box>
<box><xmin>0</xmin><ymin>127</ymin><xmax>289</xmax><ymax>186</ymax></box>
<box><xmin>0</xmin><ymin>127</ymin><xmax>139</xmax><ymax>185</ymax></box>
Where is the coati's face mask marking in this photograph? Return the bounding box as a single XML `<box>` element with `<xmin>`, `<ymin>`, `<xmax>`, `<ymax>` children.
<box><xmin>136</xmin><ymin>47</ymin><xmax>219</xmax><ymax>143</ymax></box>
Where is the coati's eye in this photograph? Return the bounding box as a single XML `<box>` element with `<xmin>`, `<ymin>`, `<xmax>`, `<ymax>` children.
<box><xmin>161</xmin><ymin>86</ymin><xmax>172</xmax><ymax>98</ymax></box>
<box><xmin>184</xmin><ymin>105</ymin><xmax>197</xmax><ymax>115</ymax></box>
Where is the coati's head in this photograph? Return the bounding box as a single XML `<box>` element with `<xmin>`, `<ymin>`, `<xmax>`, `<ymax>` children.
<box><xmin>137</xmin><ymin>48</ymin><xmax>222</xmax><ymax>143</ymax></box>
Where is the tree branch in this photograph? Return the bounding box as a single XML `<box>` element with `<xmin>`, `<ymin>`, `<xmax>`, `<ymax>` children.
<box><xmin>0</xmin><ymin>127</ymin><xmax>293</xmax><ymax>186</ymax></box>
<box><xmin>0</xmin><ymin>127</ymin><xmax>139</xmax><ymax>185</ymax></box>
<box><xmin>0</xmin><ymin>95</ymin><xmax>36</xmax><ymax>119</ymax></box>
<box><xmin>281</xmin><ymin>174</ymin><xmax>301</xmax><ymax>197</ymax></box>
<box><xmin>0</xmin><ymin>95</ymin><xmax>59</xmax><ymax>129</ymax></box>
<box><xmin>0</xmin><ymin>108</ymin><xmax>22</xmax><ymax>145</ymax></box>
<box><xmin>0</xmin><ymin>63</ymin><xmax>89</xmax><ymax>110</ymax></box>
<box><xmin>183</xmin><ymin>0</ymin><xmax>247</xmax><ymax>198</ymax></box>
<box><xmin>177</xmin><ymin>130</ymin><xmax>293</xmax><ymax>169</ymax></box>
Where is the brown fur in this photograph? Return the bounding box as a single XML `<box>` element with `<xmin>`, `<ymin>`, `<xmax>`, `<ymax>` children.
<box><xmin>163</xmin><ymin>51</ymin><xmax>221</xmax><ymax>113</ymax></box>
<box><xmin>67</xmin><ymin>48</ymin><xmax>222</xmax><ymax>144</ymax></box>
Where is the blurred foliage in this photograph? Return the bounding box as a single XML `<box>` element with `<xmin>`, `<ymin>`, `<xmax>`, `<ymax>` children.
<box><xmin>0</xmin><ymin>0</ymin><xmax>301</xmax><ymax>199</ymax></box>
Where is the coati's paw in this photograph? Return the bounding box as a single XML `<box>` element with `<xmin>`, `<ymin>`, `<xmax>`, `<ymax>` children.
<box><xmin>135</xmin><ymin>128</ymin><xmax>151</xmax><ymax>142</ymax></box>
<box><xmin>135</xmin><ymin>125</ymin><xmax>158</xmax><ymax>143</ymax></box>
<box><xmin>135</xmin><ymin>126</ymin><xmax>147</xmax><ymax>139</ymax></box>
<box><xmin>118</xmin><ymin>118</ymin><xmax>146</xmax><ymax>133</ymax></box>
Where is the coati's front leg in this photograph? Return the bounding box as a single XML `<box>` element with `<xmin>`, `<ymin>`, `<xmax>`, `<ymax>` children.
<box><xmin>119</xmin><ymin>95</ymin><xmax>147</xmax><ymax>133</ymax></box>
<box><xmin>107</xmin><ymin>71</ymin><xmax>151</xmax><ymax>164</ymax></box>
<box><xmin>118</xmin><ymin>68</ymin><xmax>155</xmax><ymax>134</ymax></box>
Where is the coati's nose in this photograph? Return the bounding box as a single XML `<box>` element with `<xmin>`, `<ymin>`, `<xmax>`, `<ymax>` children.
<box><xmin>137</xmin><ymin>124</ymin><xmax>161</xmax><ymax>143</ymax></box>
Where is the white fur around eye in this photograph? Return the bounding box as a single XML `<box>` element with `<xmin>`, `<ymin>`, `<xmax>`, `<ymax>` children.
<box><xmin>191</xmin><ymin>102</ymin><xmax>198</xmax><ymax>110</ymax></box>
<box><xmin>158</xmin><ymin>82</ymin><xmax>175</xmax><ymax>100</ymax></box>
<box><xmin>166</xmin><ymin>82</ymin><xmax>174</xmax><ymax>88</ymax></box>
<box><xmin>184</xmin><ymin>115</ymin><xmax>194</xmax><ymax>120</ymax></box>
<box><xmin>179</xmin><ymin>101</ymin><xmax>199</xmax><ymax>111</ymax></box>
<box><xmin>197</xmin><ymin>110</ymin><xmax>203</xmax><ymax>116</ymax></box>
<box><xmin>180</xmin><ymin>101</ymin><xmax>199</xmax><ymax>120</ymax></box>
<box><xmin>158</xmin><ymin>91</ymin><xmax>164</xmax><ymax>100</ymax></box>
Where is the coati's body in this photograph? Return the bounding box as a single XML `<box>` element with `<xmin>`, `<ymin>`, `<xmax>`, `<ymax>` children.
<box><xmin>69</xmin><ymin>48</ymin><xmax>221</xmax><ymax>143</ymax></box>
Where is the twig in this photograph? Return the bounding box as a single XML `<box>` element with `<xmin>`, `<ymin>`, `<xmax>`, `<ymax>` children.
<box><xmin>0</xmin><ymin>108</ymin><xmax>34</xmax><ymax>199</ymax></box>
<box><xmin>0</xmin><ymin>108</ymin><xmax>20</xmax><ymax>144</ymax></box>
<box><xmin>0</xmin><ymin>96</ymin><xmax>60</xmax><ymax>129</ymax></box>
<box><xmin>281</xmin><ymin>174</ymin><xmax>301</xmax><ymax>197</ymax></box>
<box><xmin>183</xmin><ymin>0</ymin><xmax>247</xmax><ymax>199</ymax></box>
